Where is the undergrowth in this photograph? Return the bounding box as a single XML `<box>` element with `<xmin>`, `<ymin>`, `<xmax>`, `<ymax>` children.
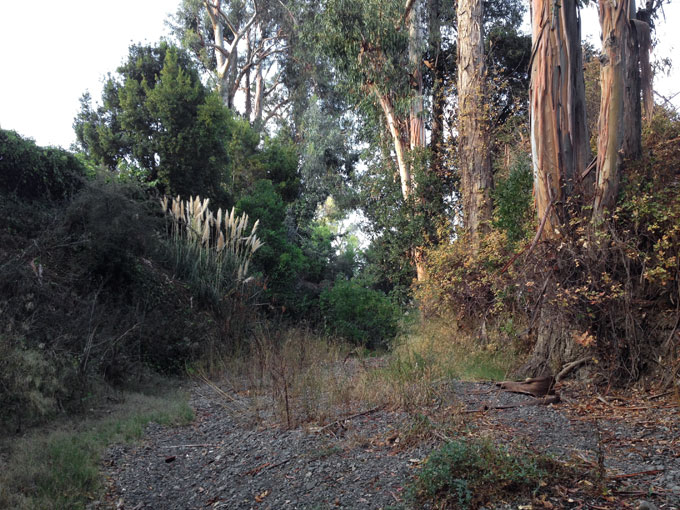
<box><xmin>0</xmin><ymin>388</ymin><xmax>193</xmax><ymax>510</ymax></box>
<box><xmin>203</xmin><ymin>318</ymin><xmax>516</xmax><ymax>429</ymax></box>
<box><xmin>417</xmin><ymin>108</ymin><xmax>680</xmax><ymax>384</ymax></box>
<box><xmin>408</xmin><ymin>438</ymin><xmax>568</xmax><ymax>509</ymax></box>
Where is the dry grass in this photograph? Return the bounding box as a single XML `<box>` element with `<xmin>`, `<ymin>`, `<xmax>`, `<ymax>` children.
<box><xmin>198</xmin><ymin>324</ymin><xmax>357</xmax><ymax>428</ymax></box>
<box><xmin>200</xmin><ymin>318</ymin><xmax>519</xmax><ymax>431</ymax></box>
<box><xmin>352</xmin><ymin>319</ymin><xmax>518</xmax><ymax>411</ymax></box>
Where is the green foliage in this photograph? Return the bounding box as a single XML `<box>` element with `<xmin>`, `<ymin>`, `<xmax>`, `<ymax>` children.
<box><xmin>409</xmin><ymin>439</ymin><xmax>551</xmax><ymax>509</ymax></box>
<box><xmin>0</xmin><ymin>336</ymin><xmax>64</xmax><ymax>430</ymax></box>
<box><xmin>0</xmin><ymin>129</ymin><xmax>87</xmax><ymax>200</ymax></box>
<box><xmin>320</xmin><ymin>279</ymin><xmax>400</xmax><ymax>348</ymax></box>
<box><xmin>493</xmin><ymin>154</ymin><xmax>534</xmax><ymax>244</ymax></box>
<box><xmin>0</xmin><ymin>173</ymin><xmax>253</xmax><ymax>429</ymax></box>
<box><xmin>257</xmin><ymin>133</ymin><xmax>301</xmax><ymax>203</ymax></box>
<box><xmin>74</xmin><ymin>42</ymin><xmax>231</xmax><ymax>203</ymax></box>
<box><xmin>418</xmin><ymin>229</ymin><xmax>516</xmax><ymax>323</ymax></box>
<box><xmin>236</xmin><ymin>179</ymin><xmax>308</xmax><ymax>303</ymax></box>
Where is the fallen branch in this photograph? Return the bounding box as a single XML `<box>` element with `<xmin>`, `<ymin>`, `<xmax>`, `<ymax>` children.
<box><xmin>315</xmin><ymin>406</ymin><xmax>384</xmax><ymax>433</ymax></box>
<box><xmin>464</xmin><ymin>395</ymin><xmax>561</xmax><ymax>413</ymax></box>
<box><xmin>165</xmin><ymin>444</ymin><xmax>218</xmax><ymax>448</ymax></box>
<box><xmin>267</xmin><ymin>456</ymin><xmax>295</xmax><ymax>470</ymax></box>
<box><xmin>555</xmin><ymin>357</ymin><xmax>590</xmax><ymax>382</ymax></box>
<box><xmin>648</xmin><ymin>390</ymin><xmax>674</xmax><ymax>400</ymax></box>
<box><xmin>497</xmin><ymin>376</ymin><xmax>556</xmax><ymax>397</ymax></box>
<box><xmin>609</xmin><ymin>469</ymin><xmax>664</xmax><ymax>480</ymax></box>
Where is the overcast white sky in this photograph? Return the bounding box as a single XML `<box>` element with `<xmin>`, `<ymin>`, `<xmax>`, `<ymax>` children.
<box><xmin>1</xmin><ymin>1</ymin><xmax>679</xmax><ymax>150</ymax></box>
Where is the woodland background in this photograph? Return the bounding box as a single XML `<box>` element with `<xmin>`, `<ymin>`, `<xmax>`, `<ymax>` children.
<box><xmin>1</xmin><ymin>0</ymin><xmax>678</xmax><ymax>442</ymax></box>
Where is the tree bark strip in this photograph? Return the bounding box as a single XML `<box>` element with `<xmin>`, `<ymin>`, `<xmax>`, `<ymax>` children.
<box><xmin>529</xmin><ymin>0</ymin><xmax>589</xmax><ymax>238</ymax></box>
<box><xmin>457</xmin><ymin>0</ymin><xmax>493</xmax><ymax>246</ymax></box>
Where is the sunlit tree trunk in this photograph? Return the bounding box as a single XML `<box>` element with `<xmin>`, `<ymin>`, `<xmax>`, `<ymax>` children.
<box><xmin>205</xmin><ymin>0</ymin><xmax>258</xmax><ymax>109</ymax></box>
<box><xmin>374</xmin><ymin>91</ymin><xmax>412</xmax><ymax>202</ymax></box>
<box><xmin>594</xmin><ymin>0</ymin><xmax>643</xmax><ymax>219</ymax></box>
<box><xmin>408</xmin><ymin>0</ymin><xmax>428</xmax><ymax>281</ymax></box>
<box><xmin>245</xmin><ymin>37</ymin><xmax>253</xmax><ymax>119</ymax></box>
<box><xmin>529</xmin><ymin>0</ymin><xmax>589</xmax><ymax>239</ymax></box>
<box><xmin>408</xmin><ymin>0</ymin><xmax>426</xmax><ymax>151</ymax></box>
<box><xmin>457</xmin><ymin>0</ymin><xmax>493</xmax><ymax>247</ymax></box>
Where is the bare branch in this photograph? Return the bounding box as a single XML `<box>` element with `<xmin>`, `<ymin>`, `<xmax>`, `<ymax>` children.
<box><xmin>398</xmin><ymin>0</ymin><xmax>418</xmax><ymax>30</ymax></box>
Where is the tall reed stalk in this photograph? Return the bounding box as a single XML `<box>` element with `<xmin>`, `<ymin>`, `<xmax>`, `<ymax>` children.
<box><xmin>160</xmin><ymin>195</ymin><xmax>263</xmax><ymax>304</ymax></box>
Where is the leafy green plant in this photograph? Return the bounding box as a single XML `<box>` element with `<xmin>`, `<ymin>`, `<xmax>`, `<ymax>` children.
<box><xmin>493</xmin><ymin>153</ymin><xmax>533</xmax><ymax>245</ymax></box>
<box><xmin>409</xmin><ymin>439</ymin><xmax>553</xmax><ymax>509</ymax></box>
<box><xmin>320</xmin><ymin>279</ymin><xmax>400</xmax><ymax>348</ymax></box>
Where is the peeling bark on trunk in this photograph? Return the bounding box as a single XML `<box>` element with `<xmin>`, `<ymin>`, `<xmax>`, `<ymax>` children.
<box><xmin>593</xmin><ymin>0</ymin><xmax>642</xmax><ymax>220</ymax></box>
<box><xmin>526</xmin><ymin>0</ymin><xmax>590</xmax><ymax>376</ymax></box>
<box><xmin>408</xmin><ymin>0</ymin><xmax>426</xmax><ymax>150</ymax></box>
<box><xmin>457</xmin><ymin>0</ymin><xmax>493</xmax><ymax>247</ymax></box>
<box><xmin>529</xmin><ymin>0</ymin><xmax>589</xmax><ymax>239</ymax></box>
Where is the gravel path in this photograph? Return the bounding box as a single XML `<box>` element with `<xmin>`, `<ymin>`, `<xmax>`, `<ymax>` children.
<box><xmin>96</xmin><ymin>378</ymin><xmax>680</xmax><ymax>509</ymax></box>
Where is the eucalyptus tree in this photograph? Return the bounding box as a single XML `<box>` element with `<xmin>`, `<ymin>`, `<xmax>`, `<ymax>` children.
<box><xmin>457</xmin><ymin>0</ymin><xmax>492</xmax><ymax>246</ymax></box>
<box><xmin>529</xmin><ymin>0</ymin><xmax>589</xmax><ymax>239</ymax></box>
<box><xmin>593</xmin><ymin>0</ymin><xmax>659</xmax><ymax>219</ymax></box>
<box><xmin>169</xmin><ymin>0</ymin><xmax>291</xmax><ymax>124</ymax></box>
<box><xmin>308</xmin><ymin>0</ymin><xmax>433</xmax><ymax>278</ymax></box>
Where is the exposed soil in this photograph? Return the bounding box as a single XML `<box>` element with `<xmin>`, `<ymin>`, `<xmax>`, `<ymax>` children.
<box><xmin>94</xmin><ymin>375</ymin><xmax>680</xmax><ymax>510</ymax></box>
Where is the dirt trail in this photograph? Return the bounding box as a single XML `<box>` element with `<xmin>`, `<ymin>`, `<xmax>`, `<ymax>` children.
<box><xmin>95</xmin><ymin>380</ymin><xmax>680</xmax><ymax>509</ymax></box>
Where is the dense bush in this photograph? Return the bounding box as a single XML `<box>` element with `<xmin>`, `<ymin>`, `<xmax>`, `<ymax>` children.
<box><xmin>493</xmin><ymin>154</ymin><xmax>534</xmax><ymax>245</ymax></box>
<box><xmin>0</xmin><ymin>129</ymin><xmax>87</xmax><ymax>199</ymax></box>
<box><xmin>0</xmin><ymin>176</ymin><xmax>253</xmax><ymax>430</ymax></box>
<box><xmin>409</xmin><ymin>439</ymin><xmax>553</xmax><ymax>509</ymax></box>
<box><xmin>236</xmin><ymin>179</ymin><xmax>309</xmax><ymax>307</ymax></box>
<box><xmin>320</xmin><ymin>279</ymin><xmax>400</xmax><ymax>348</ymax></box>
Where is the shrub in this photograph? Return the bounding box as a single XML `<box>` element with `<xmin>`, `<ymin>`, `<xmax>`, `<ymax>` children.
<box><xmin>0</xmin><ymin>336</ymin><xmax>65</xmax><ymax>431</ymax></box>
<box><xmin>409</xmin><ymin>439</ymin><xmax>552</xmax><ymax>509</ymax></box>
<box><xmin>320</xmin><ymin>279</ymin><xmax>400</xmax><ymax>348</ymax></box>
<box><xmin>236</xmin><ymin>179</ymin><xmax>309</xmax><ymax>309</ymax></box>
<box><xmin>493</xmin><ymin>154</ymin><xmax>534</xmax><ymax>245</ymax></box>
<box><xmin>0</xmin><ymin>129</ymin><xmax>86</xmax><ymax>200</ymax></box>
<box><xmin>160</xmin><ymin>195</ymin><xmax>262</xmax><ymax>303</ymax></box>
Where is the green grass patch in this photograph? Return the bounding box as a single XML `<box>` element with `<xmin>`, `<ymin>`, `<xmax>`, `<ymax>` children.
<box><xmin>408</xmin><ymin>438</ymin><xmax>562</xmax><ymax>509</ymax></box>
<box><xmin>0</xmin><ymin>390</ymin><xmax>193</xmax><ymax>510</ymax></box>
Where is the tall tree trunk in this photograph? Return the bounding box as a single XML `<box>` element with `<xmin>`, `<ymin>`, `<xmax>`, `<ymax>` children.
<box><xmin>253</xmin><ymin>61</ymin><xmax>264</xmax><ymax>125</ymax></box>
<box><xmin>457</xmin><ymin>0</ymin><xmax>493</xmax><ymax>246</ymax></box>
<box><xmin>408</xmin><ymin>0</ymin><xmax>428</xmax><ymax>281</ymax></box>
<box><xmin>428</xmin><ymin>0</ymin><xmax>444</xmax><ymax>178</ymax></box>
<box><xmin>529</xmin><ymin>0</ymin><xmax>589</xmax><ymax>239</ymax></box>
<box><xmin>593</xmin><ymin>0</ymin><xmax>643</xmax><ymax>219</ymax></box>
<box><xmin>408</xmin><ymin>0</ymin><xmax>426</xmax><ymax>150</ymax></box>
<box><xmin>523</xmin><ymin>0</ymin><xmax>590</xmax><ymax>377</ymax></box>
<box><xmin>244</xmin><ymin>36</ymin><xmax>253</xmax><ymax>119</ymax></box>
<box><xmin>376</xmin><ymin>90</ymin><xmax>411</xmax><ymax>200</ymax></box>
